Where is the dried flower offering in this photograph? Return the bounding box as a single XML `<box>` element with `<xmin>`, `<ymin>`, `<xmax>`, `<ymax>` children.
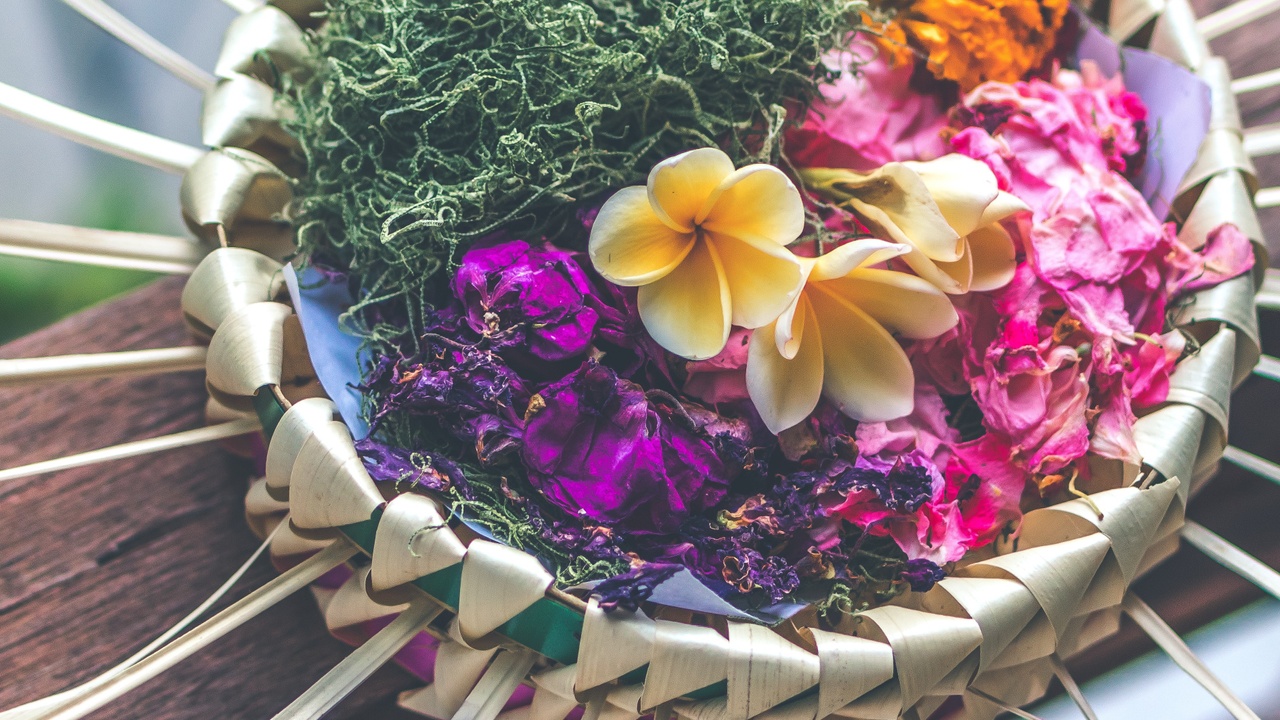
<box><xmin>280</xmin><ymin>0</ymin><xmax>1256</xmax><ymax>621</ymax></box>
<box><xmin>1</xmin><ymin>0</ymin><xmax>1263</xmax><ymax>715</ymax></box>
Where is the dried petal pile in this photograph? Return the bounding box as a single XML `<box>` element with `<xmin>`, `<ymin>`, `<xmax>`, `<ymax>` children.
<box><xmin>289</xmin><ymin>4</ymin><xmax>1255</xmax><ymax>613</ymax></box>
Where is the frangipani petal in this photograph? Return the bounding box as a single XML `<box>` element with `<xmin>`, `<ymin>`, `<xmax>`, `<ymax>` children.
<box><xmin>808</xmin><ymin>284</ymin><xmax>915</xmax><ymax>422</ymax></box>
<box><xmin>773</xmin><ymin>282</ymin><xmax>808</xmax><ymax>359</ymax></box>
<box><xmin>825</xmin><ymin>268</ymin><xmax>960</xmax><ymax>339</ymax></box>
<box><xmin>902</xmin><ymin>243</ymin><xmax>970</xmax><ymax>294</ymax></box>
<box><xmin>811</xmin><ymin>164</ymin><xmax>963</xmax><ymax>262</ymax></box>
<box><xmin>768</xmin><ymin>258</ymin><xmax>808</xmax><ymax>356</ymax></box>
<box><xmin>979</xmin><ymin>190</ymin><xmax>1030</xmax><ymax>226</ymax></box>
<box><xmin>747</xmin><ymin>296</ymin><xmax>825</xmax><ymax>434</ymax></box>
<box><xmin>590</xmin><ymin>186</ymin><xmax>694</xmax><ymax>286</ymax></box>
<box><xmin>711</xmin><ymin>232</ymin><xmax>805</xmax><ymax>329</ymax></box>
<box><xmin>637</xmin><ymin>239</ymin><xmax>731</xmax><ymax>360</ymax></box>
<box><xmin>809</xmin><ymin>239</ymin><xmax>906</xmax><ymax>282</ymax></box>
<box><xmin>905</xmin><ymin>154</ymin><xmax>1000</xmax><ymax>237</ymax></box>
<box><xmin>699</xmin><ymin>164</ymin><xmax>806</xmax><ymax>245</ymax></box>
<box><xmin>967</xmin><ymin>223</ymin><xmax>1018</xmax><ymax>292</ymax></box>
<box><xmin>647</xmin><ymin>148</ymin><xmax>735</xmax><ymax>233</ymax></box>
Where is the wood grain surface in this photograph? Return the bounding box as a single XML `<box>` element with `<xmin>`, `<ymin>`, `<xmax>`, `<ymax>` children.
<box><xmin>1</xmin><ymin>3</ymin><xmax>1279</xmax><ymax>718</ymax></box>
<box><xmin>0</xmin><ymin>277</ymin><xmax>419</xmax><ymax>719</ymax></box>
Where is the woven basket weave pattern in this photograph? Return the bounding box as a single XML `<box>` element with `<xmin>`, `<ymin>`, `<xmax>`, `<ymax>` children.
<box><xmin>175</xmin><ymin>1</ymin><xmax>1266</xmax><ymax>718</ymax></box>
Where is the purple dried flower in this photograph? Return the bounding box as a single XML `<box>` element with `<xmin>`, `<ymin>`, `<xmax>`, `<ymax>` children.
<box><xmin>370</xmin><ymin>343</ymin><xmax>530</xmax><ymax>421</ymax></box>
<box><xmin>452</xmin><ymin>239</ymin><xmax>601</xmax><ymax>364</ymax></box>
<box><xmin>901</xmin><ymin>558</ymin><xmax>946</xmax><ymax>592</ymax></box>
<box><xmin>355</xmin><ymin>437</ymin><xmax>464</xmax><ymax>493</ymax></box>
<box><xmin>719</xmin><ymin>547</ymin><xmax>801</xmax><ymax>602</ymax></box>
<box><xmin>463</xmin><ymin>413</ymin><xmax>522</xmax><ymax>464</ymax></box>
<box><xmin>521</xmin><ymin>360</ymin><xmax>734</xmax><ymax>533</ymax></box>
<box><xmin>879</xmin><ymin>454</ymin><xmax>940</xmax><ymax>513</ymax></box>
<box><xmin>840</xmin><ymin>452</ymin><xmax>942</xmax><ymax>513</ymax></box>
<box><xmin>832</xmin><ymin>451</ymin><xmax>946</xmax><ymax>534</ymax></box>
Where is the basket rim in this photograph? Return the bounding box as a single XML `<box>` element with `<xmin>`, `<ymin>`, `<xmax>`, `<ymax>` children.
<box><xmin>188</xmin><ymin>1</ymin><xmax>1266</xmax><ymax>717</ymax></box>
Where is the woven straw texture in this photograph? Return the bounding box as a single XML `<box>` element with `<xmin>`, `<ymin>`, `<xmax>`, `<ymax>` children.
<box><xmin>0</xmin><ymin>0</ymin><xmax>1273</xmax><ymax>718</ymax></box>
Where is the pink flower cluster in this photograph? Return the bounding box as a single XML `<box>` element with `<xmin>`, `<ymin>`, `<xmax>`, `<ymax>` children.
<box><xmin>938</xmin><ymin>68</ymin><xmax>1251</xmax><ymax>493</ymax></box>
<box><xmin>926</xmin><ymin>68</ymin><xmax>1254</xmax><ymax>515</ymax></box>
<box><xmin>785</xmin><ymin>51</ymin><xmax>952</xmax><ymax>171</ymax></box>
<box><xmin>773</xmin><ymin>59</ymin><xmax>1256</xmax><ymax>565</ymax></box>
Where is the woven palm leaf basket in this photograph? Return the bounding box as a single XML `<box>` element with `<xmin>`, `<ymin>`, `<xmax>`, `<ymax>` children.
<box><xmin>1</xmin><ymin>0</ymin><xmax>1279</xmax><ymax>718</ymax></box>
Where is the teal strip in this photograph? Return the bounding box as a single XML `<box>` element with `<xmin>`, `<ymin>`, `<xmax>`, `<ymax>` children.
<box><xmin>339</xmin><ymin>507</ymin><xmax>382</xmax><ymax>554</ymax></box>
<box><xmin>414</xmin><ymin>564</ymin><xmax>464</xmax><ymax>608</ymax></box>
<box><xmin>496</xmin><ymin>597</ymin><xmax>584</xmax><ymax>664</ymax></box>
<box><xmin>687</xmin><ymin>680</ymin><xmax>729</xmax><ymax>700</ymax></box>
<box><xmin>252</xmin><ymin>388</ymin><xmax>285</xmax><ymax>441</ymax></box>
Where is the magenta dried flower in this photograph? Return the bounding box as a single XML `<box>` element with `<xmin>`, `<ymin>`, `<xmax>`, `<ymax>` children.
<box><xmin>521</xmin><ymin>360</ymin><xmax>734</xmax><ymax>533</ymax></box>
<box><xmin>452</xmin><ymin>238</ymin><xmax>602</xmax><ymax>364</ymax></box>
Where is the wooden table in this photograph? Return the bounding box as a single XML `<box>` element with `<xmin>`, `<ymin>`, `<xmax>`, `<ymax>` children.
<box><xmin>0</xmin><ymin>277</ymin><xmax>420</xmax><ymax>719</ymax></box>
<box><xmin>3</xmin><ymin>2</ymin><xmax>1280</xmax><ymax>715</ymax></box>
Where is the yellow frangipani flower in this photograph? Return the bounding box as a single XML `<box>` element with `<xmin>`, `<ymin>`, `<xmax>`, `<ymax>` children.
<box><xmin>589</xmin><ymin>147</ymin><xmax>806</xmax><ymax>360</ymax></box>
<box><xmin>746</xmin><ymin>239</ymin><xmax>959</xmax><ymax>433</ymax></box>
<box><xmin>802</xmin><ymin>154</ymin><xmax>1028</xmax><ymax>295</ymax></box>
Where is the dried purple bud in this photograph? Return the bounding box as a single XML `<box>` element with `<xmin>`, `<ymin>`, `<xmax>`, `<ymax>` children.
<box><xmin>901</xmin><ymin>558</ymin><xmax>946</xmax><ymax>592</ymax></box>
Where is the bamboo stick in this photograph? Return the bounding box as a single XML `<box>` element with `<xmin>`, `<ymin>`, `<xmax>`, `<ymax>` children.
<box><xmin>451</xmin><ymin>650</ymin><xmax>540</xmax><ymax>720</ymax></box>
<box><xmin>61</xmin><ymin>0</ymin><xmax>216</xmax><ymax>91</ymax></box>
<box><xmin>0</xmin><ymin>346</ymin><xmax>207</xmax><ymax>388</ymax></box>
<box><xmin>1253</xmin><ymin>355</ymin><xmax>1280</xmax><ymax>382</ymax></box>
<box><xmin>270</xmin><ymin>601</ymin><xmax>444</xmax><ymax>720</ymax></box>
<box><xmin>0</xmin><ymin>527</ymin><xmax>277</xmax><ymax>720</ymax></box>
<box><xmin>1181</xmin><ymin>521</ymin><xmax>1280</xmax><ymax>600</ymax></box>
<box><xmin>1257</xmin><ymin>269</ymin><xmax>1280</xmax><ymax>310</ymax></box>
<box><xmin>1242</xmin><ymin>123</ymin><xmax>1280</xmax><ymax>158</ymax></box>
<box><xmin>579</xmin><ymin>689</ymin><xmax>609</xmax><ymax>720</ymax></box>
<box><xmin>38</xmin><ymin>540</ymin><xmax>358</xmax><ymax>720</ymax></box>
<box><xmin>1122</xmin><ymin>595</ymin><xmax>1261</xmax><ymax>720</ymax></box>
<box><xmin>1198</xmin><ymin>0</ymin><xmax>1280</xmax><ymax>40</ymax></box>
<box><xmin>1221</xmin><ymin>445</ymin><xmax>1280</xmax><ymax>487</ymax></box>
<box><xmin>965</xmin><ymin>688</ymin><xmax>1045</xmax><ymax>720</ymax></box>
<box><xmin>1232</xmin><ymin>67</ymin><xmax>1280</xmax><ymax>95</ymax></box>
<box><xmin>0</xmin><ymin>81</ymin><xmax>203</xmax><ymax>173</ymax></box>
<box><xmin>1254</xmin><ymin>187</ymin><xmax>1280</xmax><ymax>208</ymax></box>
<box><xmin>0</xmin><ymin>418</ymin><xmax>259</xmax><ymax>485</ymax></box>
<box><xmin>0</xmin><ymin>218</ymin><xmax>206</xmax><ymax>274</ymax></box>
<box><xmin>1047</xmin><ymin>655</ymin><xmax>1099</xmax><ymax>720</ymax></box>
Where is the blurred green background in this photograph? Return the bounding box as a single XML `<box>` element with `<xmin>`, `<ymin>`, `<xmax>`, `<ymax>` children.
<box><xmin>0</xmin><ymin>184</ymin><xmax>158</xmax><ymax>344</ymax></box>
<box><xmin>0</xmin><ymin>1</ymin><xmax>236</xmax><ymax>345</ymax></box>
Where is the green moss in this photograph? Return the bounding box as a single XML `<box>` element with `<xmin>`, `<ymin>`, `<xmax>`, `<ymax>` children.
<box><xmin>284</xmin><ymin>0</ymin><xmax>870</xmax><ymax>592</ymax></box>
<box><xmin>287</xmin><ymin>0</ymin><xmax>867</xmax><ymax>330</ymax></box>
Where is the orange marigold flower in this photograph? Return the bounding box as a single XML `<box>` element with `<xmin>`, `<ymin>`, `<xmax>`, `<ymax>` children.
<box><xmin>863</xmin><ymin>13</ymin><xmax>917</xmax><ymax>68</ymax></box>
<box><xmin>867</xmin><ymin>0</ymin><xmax>1069</xmax><ymax>91</ymax></box>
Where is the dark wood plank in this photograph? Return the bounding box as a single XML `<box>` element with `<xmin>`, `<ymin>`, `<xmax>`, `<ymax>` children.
<box><xmin>0</xmin><ymin>277</ymin><xmax>419</xmax><ymax>719</ymax></box>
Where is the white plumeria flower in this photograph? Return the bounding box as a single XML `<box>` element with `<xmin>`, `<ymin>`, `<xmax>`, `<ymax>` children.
<box><xmin>803</xmin><ymin>154</ymin><xmax>1028</xmax><ymax>294</ymax></box>
<box><xmin>588</xmin><ymin>147</ymin><xmax>805</xmax><ymax>360</ymax></box>
<box><xmin>746</xmin><ymin>239</ymin><xmax>959</xmax><ymax>433</ymax></box>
